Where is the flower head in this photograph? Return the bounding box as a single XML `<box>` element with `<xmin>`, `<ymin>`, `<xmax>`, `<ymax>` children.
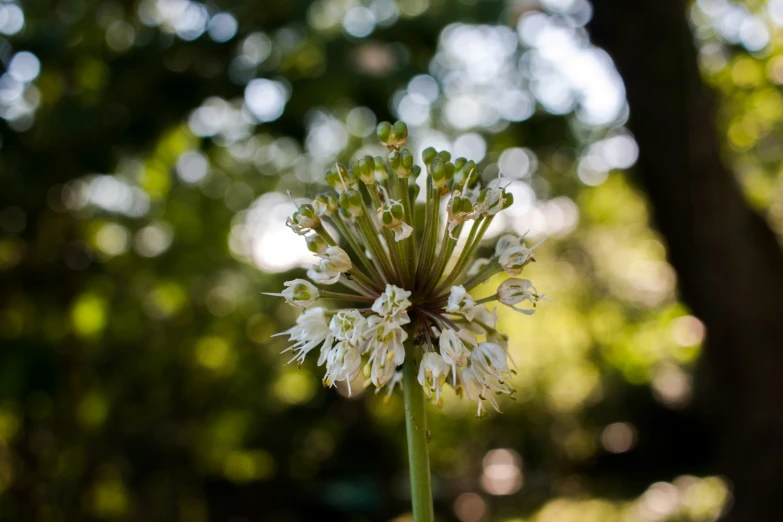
<box><xmin>268</xmin><ymin>120</ymin><xmax>549</xmax><ymax>414</ymax></box>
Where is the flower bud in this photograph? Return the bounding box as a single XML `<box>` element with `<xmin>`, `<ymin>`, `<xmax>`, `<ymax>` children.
<box><xmin>390</xmin><ymin>121</ymin><xmax>408</xmax><ymax>148</ymax></box>
<box><xmin>430</xmin><ymin>158</ymin><xmax>455</xmax><ymax>189</ymax></box>
<box><xmin>280</xmin><ymin>279</ymin><xmax>319</xmax><ymax>308</ymax></box>
<box><xmin>436</xmin><ymin>150</ymin><xmax>451</xmax><ymax>162</ymax></box>
<box><xmin>339</xmin><ymin>188</ymin><xmax>364</xmax><ymax>217</ymax></box>
<box><xmin>306</xmin><ymin>234</ymin><xmax>328</xmax><ymax>254</ymax></box>
<box><xmin>388</xmin><ymin>149</ymin><xmax>400</xmax><ymax>170</ymax></box>
<box><xmin>422</xmin><ymin>147</ymin><xmax>437</xmax><ymax>166</ymax></box>
<box><xmin>410</xmin><ymin>164</ymin><xmax>422</xmax><ymax>179</ymax></box>
<box><xmin>391</xmin><ymin>148</ymin><xmax>413</xmax><ymax>179</ymax></box>
<box><xmin>378</xmin><ymin>200</ymin><xmax>412</xmax><ymax>241</ymax></box>
<box><xmin>454</xmin><ymin>157</ymin><xmax>467</xmax><ymax>171</ymax></box>
<box><xmin>373</xmin><ymin>156</ymin><xmax>389</xmax><ymax>183</ymax></box>
<box><xmin>379</xmin><ymin>200</ymin><xmax>405</xmax><ymax>227</ymax></box>
<box><xmin>408</xmin><ymin>182</ymin><xmax>421</xmax><ymax>202</ymax></box>
<box><xmin>446</xmin><ymin>192</ymin><xmax>475</xmax><ymax>238</ymax></box>
<box><xmin>353</xmin><ymin>155</ymin><xmax>376</xmax><ymax>185</ymax></box>
<box><xmin>376</xmin><ymin>121</ymin><xmax>392</xmax><ymax>144</ymax></box>
<box><xmin>453</xmin><ymin>160</ymin><xmax>478</xmax><ymax>188</ymax></box>
<box><xmin>286</xmin><ymin>203</ymin><xmax>320</xmax><ymax>235</ymax></box>
<box><xmin>377</xmin><ymin>120</ymin><xmax>408</xmax><ymax>148</ymax></box>
<box><xmin>313</xmin><ymin>193</ymin><xmax>338</xmax><ymax>216</ymax></box>
<box><xmin>325</xmin><ymin>163</ymin><xmax>356</xmax><ymax>193</ymax></box>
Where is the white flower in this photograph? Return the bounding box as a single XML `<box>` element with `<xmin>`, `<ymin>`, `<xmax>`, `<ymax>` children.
<box><xmin>322</xmin><ymin>341</ymin><xmax>362</xmax><ymax>394</ymax></box>
<box><xmin>265</xmin><ymin>279</ymin><xmax>319</xmax><ymax>308</ymax></box>
<box><xmin>494</xmin><ymin>234</ymin><xmax>521</xmax><ymax>257</ymax></box>
<box><xmin>498</xmin><ymin>239</ymin><xmax>544</xmax><ymax>276</ymax></box>
<box><xmin>459</xmin><ymin>366</ymin><xmax>500</xmax><ymax>417</ymax></box>
<box><xmin>275</xmin><ymin>307</ymin><xmax>334</xmax><ymax>365</ymax></box>
<box><xmin>319</xmin><ymin>246</ymin><xmax>352</xmax><ymax>273</ymax></box>
<box><xmin>328</xmin><ymin>309</ymin><xmax>367</xmax><ymax>346</ymax></box>
<box><xmin>272</xmin><ymin>119</ymin><xmax>552</xmax><ymax>415</ymax></box>
<box><xmin>372</xmin><ymin>284</ymin><xmax>412</xmax><ymax>321</ymax></box>
<box><xmin>445</xmin><ymin>285</ymin><xmax>483</xmax><ymax>322</ymax></box>
<box><xmin>497</xmin><ymin>278</ymin><xmax>548</xmax><ymax>315</ymax></box>
<box><xmin>391</xmin><ymin>221</ymin><xmax>413</xmax><ymax>241</ymax></box>
<box><xmin>418</xmin><ymin>352</ymin><xmax>449</xmax><ymax>406</ymax></box>
<box><xmin>439</xmin><ymin>328</ymin><xmax>471</xmax><ymax>385</ymax></box>
<box><xmin>459</xmin><ymin>342</ymin><xmax>514</xmax><ymax>416</ymax></box>
<box><xmin>307</xmin><ymin>264</ymin><xmax>341</xmax><ymax>285</ymax></box>
<box><xmin>364</xmin><ymin>316</ymin><xmax>408</xmax><ymax>387</ymax></box>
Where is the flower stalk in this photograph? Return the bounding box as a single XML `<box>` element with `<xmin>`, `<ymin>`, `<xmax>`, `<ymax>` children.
<box><xmin>270</xmin><ymin>120</ymin><xmax>549</xmax><ymax>521</ymax></box>
<box><xmin>402</xmin><ymin>325</ymin><xmax>435</xmax><ymax>522</ymax></box>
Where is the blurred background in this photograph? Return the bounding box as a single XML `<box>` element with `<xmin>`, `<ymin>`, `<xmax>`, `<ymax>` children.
<box><xmin>3</xmin><ymin>0</ymin><xmax>783</xmax><ymax>520</ymax></box>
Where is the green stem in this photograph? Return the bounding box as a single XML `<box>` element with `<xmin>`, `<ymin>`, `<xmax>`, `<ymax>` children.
<box><xmin>403</xmin><ymin>331</ymin><xmax>434</xmax><ymax>522</ymax></box>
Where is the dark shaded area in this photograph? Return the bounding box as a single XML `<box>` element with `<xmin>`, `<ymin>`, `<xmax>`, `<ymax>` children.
<box><xmin>590</xmin><ymin>1</ymin><xmax>783</xmax><ymax>520</ymax></box>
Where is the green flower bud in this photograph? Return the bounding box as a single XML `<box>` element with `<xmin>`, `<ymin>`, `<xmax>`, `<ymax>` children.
<box><xmin>306</xmin><ymin>234</ymin><xmax>328</xmax><ymax>254</ymax></box>
<box><xmin>379</xmin><ymin>202</ymin><xmax>404</xmax><ymax>226</ymax></box>
<box><xmin>377</xmin><ymin>199</ymin><xmax>412</xmax><ymax>241</ymax></box>
<box><xmin>353</xmin><ymin>155</ymin><xmax>376</xmax><ymax>185</ymax></box>
<box><xmin>431</xmin><ymin>159</ymin><xmax>456</xmax><ymax>189</ymax></box>
<box><xmin>374</xmin><ymin>156</ymin><xmax>389</xmax><ymax>183</ymax></box>
<box><xmin>422</xmin><ymin>147</ymin><xmax>437</xmax><ymax>166</ymax></box>
<box><xmin>401</xmin><ymin>149</ymin><xmax>414</xmax><ymax>170</ymax></box>
<box><xmin>409</xmin><ymin>182</ymin><xmax>420</xmax><ymax>201</ymax></box>
<box><xmin>388</xmin><ymin>150</ymin><xmax>400</xmax><ymax>170</ymax></box>
<box><xmin>454</xmin><ymin>157</ymin><xmax>467</xmax><ymax>171</ymax></box>
<box><xmin>453</xmin><ymin>160</ymin><xmax>478</xmax><ymax>188</ymax></box>
<box><xmin>410</xmin><ymin>165</ymin><xmax>422</xmax><ymax>179</ymax></box>
<box><xmin>389</xmin><ymin>121</ymin><xmax>408</xmax><ymax>148</ymax></box>
<box><xmin>436</xmin><ymin>150</ymin><xmax>451</xmax><ymax>162</ymax></box>
<box><xmin>389</xmin><ymin>148</ymin><xmax>413</xmax><ymax>179</ymax></box>
<box><xmin>325</xmin><ymin>163</ymin><xmax>356</xmax><ymax>193</ymax></box>
<box><xmin>287</xmin><ymin>203</ymin><xmax>321</xmax><ymax>235</ymax></box>
<box><xmin>339</xmin><ymin>188</ymin><xmax>364</xmax><ymax>217</ymax></box>
<box><xmin>376</xmin><ymin>121</ymin><xmax>392</xmax><ymax>144</ymax></box>
<box><xmin>313</xmin><ymin>193</ymin><xmax>338</xmax><ymax>216</ymax></box>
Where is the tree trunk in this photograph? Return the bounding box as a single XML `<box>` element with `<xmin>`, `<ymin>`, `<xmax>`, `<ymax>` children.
<box><xmin>588</xmin><ymin>2</ymin><xmax>783</xmax><ymax>520</ymax></box>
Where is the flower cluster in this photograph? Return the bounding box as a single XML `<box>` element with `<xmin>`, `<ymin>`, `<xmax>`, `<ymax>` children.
<box><xmin>268</xmin><ymin>120</ymin><xmax>547</xmax><ymax>416</ymax></box>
